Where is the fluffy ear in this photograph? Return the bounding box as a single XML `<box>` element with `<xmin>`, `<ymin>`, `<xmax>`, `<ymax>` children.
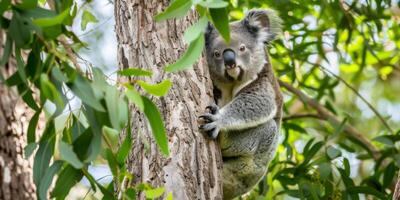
<box><xmin>205</xmin><ymin>22</ymin><xmax>215</xmax><ymax>47</ymax></box>
<box><xmin>242</xmin><ymin>9</ymin><xmax>282</xmax><ymax>43</ymax></box>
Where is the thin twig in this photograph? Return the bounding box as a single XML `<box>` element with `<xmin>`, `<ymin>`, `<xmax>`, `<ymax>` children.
<box><xmin>279</xmin><ymin>80</ymin><xmax>381</xmax><ymax>161</ymax></box>
<box><xmin>282</xmin><ymin>113</ymin><xmax>323</xmax><ymax>121</ymax></box>
<box><xmin>59</xmin><ymin>37</ymin><xmax>82</xmax><ymax>72</ymax></box>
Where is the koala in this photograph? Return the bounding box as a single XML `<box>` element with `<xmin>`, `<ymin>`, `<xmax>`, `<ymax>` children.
<box><xmin>199</xmin><ymin>9</ymin><xmax>284</xmax><ymax>200</ymax></box>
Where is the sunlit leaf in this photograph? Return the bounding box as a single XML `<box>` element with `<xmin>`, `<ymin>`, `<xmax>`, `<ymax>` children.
<box><xmin>145</xmin><ymin>187</ymin><xmax>165</xmax><ymax>199</ymax></box>
<box><xmin>81</xmin><ymin>10</ymin><xmax>98</xmax><ymax>31</ymax></box>
<box><xmin>125</xmin><ymin>86</ymin><xmax>144</xmax><ymax>111</ymax></box>
<box><xmin>118</xmin><ymin>68</ymin><xmax>153</xmax><ymax>77</ymax></box>
<box><xmin>33</xmin><ymin>8</ymin><xmax>70</xmax><ymax>27</ymax></box>
<box><xmin>154</xmin><ymin>0</ymin><xmax>192</xmax><ymax>22</ymax></box>
<box><xmin>137</xmin><ymin>79</ymin><xmax>173</xmax><ymax>97</ymax></box>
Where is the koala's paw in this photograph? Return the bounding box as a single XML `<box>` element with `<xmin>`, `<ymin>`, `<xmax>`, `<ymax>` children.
<box><xmin>198</xmin><ymin>103</ymin><xmax>221</xmax><ymax>139</ymax></box>
<box><xmin>206</xmin><ymin>103</ymin><xmax>219</xmax><ymax>114</ymax></box>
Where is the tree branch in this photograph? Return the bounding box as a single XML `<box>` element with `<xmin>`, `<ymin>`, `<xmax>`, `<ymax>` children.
<box><xmin>279</xmin><ymin>80</ymin><xmax>381</xmax><ymax>161</ymax></box>
<box><xmin>312</xmin><ymin>62</ymin><xmax>395</xmax><ymax>134</ymax></box>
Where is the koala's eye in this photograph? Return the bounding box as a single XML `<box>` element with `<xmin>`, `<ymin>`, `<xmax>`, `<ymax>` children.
<box><xmin>239</xmin><ymin>44</ymin><xmax>246</xmax><ymax>52</ymax></box>
<box><xmin>214</xmin><ymin>50</ymin><xmax>221</xmax><ymax>58</ymax></box>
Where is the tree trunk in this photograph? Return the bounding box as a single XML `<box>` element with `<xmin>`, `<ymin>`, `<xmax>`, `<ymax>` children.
<box><xmin>115</xmin><ymin>1</ymin><xmax>222</xmax><ymax>199</ymax></box>
<box><xmin>394</xmin><ymin>172</ymin><xmax>400</xmax><ymax>200</ymax></box>
<box><xmin>0</xmin><ymin>31</ymin><xmax>36</xmax><ymax>199</ymax></box>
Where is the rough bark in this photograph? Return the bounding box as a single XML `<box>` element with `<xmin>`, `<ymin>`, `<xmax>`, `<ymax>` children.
<box><xmin>394</xmin><ymin>172</ymin><xmax>400</xmax><ymax>200</ymax></box>
<box><xmin>114</xmin><ymin>1</ymin><xmax>223</xmax><ymax>199</ymax></box>
<box><xmin>0</xmin><ymin>31</ymin><xmax>36</xmax><ymax>199</ymax></box>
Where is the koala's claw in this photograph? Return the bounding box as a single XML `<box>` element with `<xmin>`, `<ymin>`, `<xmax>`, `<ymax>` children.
<box><xmin>206</xmin><ymin>103</ymin><xmax>219</xmax><ymax>114</ymax></box>
<box><xmin>199</xmin><ymin>122</ymin><xmax>219</xmax><ymax>139</ymax></box>
<box><xmin>199</xmin><ymin>113</ymin><xmax>217</xmax><ymax>122</ymax></box>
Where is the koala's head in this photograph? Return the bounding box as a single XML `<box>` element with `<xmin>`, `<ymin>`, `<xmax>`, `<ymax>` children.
<box><xmin>205</xmin><ymin>9</ymin><xmax>282</xmax><ymax>83</ymax></box>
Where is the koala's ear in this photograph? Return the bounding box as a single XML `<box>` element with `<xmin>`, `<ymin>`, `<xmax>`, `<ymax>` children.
<box><xmin>243</xmin><ymin>9</ymin><xmax>282</xmax><ymax>43</ymax></box>
<box><xmin>205</xmin><ymin>22</ymin><xmax>215</xmax><ymax>47</ymax></box>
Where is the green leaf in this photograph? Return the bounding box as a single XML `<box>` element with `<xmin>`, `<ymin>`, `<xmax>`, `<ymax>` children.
<box><xmin>125</xmin><ymin>188</ymin><xmax>137</xmax><ymax>200</ymax></box>
<box><xmin>102</xmin><ymin>126</ymin><xmax>119</xmax><ymax>148</ymax></box>
<box><xmin>33</xmin><ymin>8</ymin><xmax>70</xmax><ymax>27</ymax></box>
<box><xmin>118</xmin><ymin>68</ymin><xmax>153</xmax><ymax>77</ymax></box>
<box><xmin>303</xmin><ymin>141</ymin><xmax>324</xmax><ymax>165</ymax></box>
<box><xmin>24</xmin><ymin>142</ymin><xmax>38</xmax><ymax>159</ymax></box>
<box><xmin>38</xmin><ymin>161</ymin><xmax>63</xmax><ymax>200</ymax></box>
<box><xmin>82</xmin><ymin>111</ymin><xmax>103</xmax><ymax>162</ymax></box>
<box><xmin>9</xmin><ymin>12</ymin><xmax>33</xmax><ymax>47</ymax></box>
<box><xmin>28</xmin><ymin>110</ymin><xmax>41</xmax><ymax>143</ymax></box>
<box><xmin>383</xmin><ymin>162</ymin><xmax>396</xmax><ymax>188</ymax></box>
<box><xmin>154</xmin><ymin>0</ymin><xmax>192</xmax><ymax>22</ymax></box>
<box><xmin>117</xmin><ymin>131</ymin><xmax>132</xmax><ymax>165</ymax></box>
<box><xmin>81</xmin><ymin>10</ymin><xmax>98</xmax><ymax>31</ymax></box>
<box><xmin>33</xmin><ymin>123</ymin><xmax>56</xmax><ymax>188</ymax></box>
<box><xmin>103</xmin><ymin>148</ymin><xmax>118</xmax><ymax>177</ymax></box>
<box><xmin>374</xmin><ymin>135</ymin><xmax>395</xmax><ymax>146</ymax></box>
<box><xmin>68</xmin><ymin>75</ymin><xmax>105</xmax><ymax>112</ymax></box>
<box><xmin>326</xmin><ymin>146</ymin><xmax>341</xmax><ymax>160</ymax></box>
<box><xmin>40</xmin><ymin>74</ymin><xmax>64</xmax><ymax>109</ymax></box>
<box><xmin>209</xmin><ymin>7</ymin><xmax>230</xmax><ymax>43</ymax></box>
<box><xmin>145</xmin><ymin>187</ymin><xmax>165</xmax><ymax>199</ymax></box>
<box><xmin>318</xmin><ymin>163</ymin><xmax>331</xmax><ymax>181</ymax></box>
<box><xmin>347</xmin><ymin>186</ymin><xmax>386</xmax><ymax>199</ymax></box>
<box><xmin>285</xmin><ymin>123</ymin><xmax>307</xmax><ymax>134</ymax></box>
<box><xmin>196</xmin><ymin>0</ymin><xmax>228</xmax><ymax>8</ymax></box>
<box><xmin>125</xmin><ymin>86</ymin><xmax>144</xmax><ymax>111</ymax></box>
<box><xmin>59</xmin><ymin>141</ymin><xmax>84</xmax><ymax>169</ymax></box>
<box><xmin>142</xmin><ymin>96</ymin><xmax>169</xmax><ymax>156</ymax></box>
<box><xmin>166</xmin><ymin>192</ymin><xmax>173</xmax><ymax>200</ymax></box>
<box><xmin>183</xmin><ymin>15</ymin><xmax>208</xmax><ymax>43</ymax></box>
<box><xmin>0</xmin><ymin>34</ymin><xmax>12</xmax><ymax>66</ymax></box>
<box><xmin>0</xmin><ymin>0</ymin><xmax>10</xmax><ymax>16</ymax></box>
<box><xmin>137</xmin><ymin>80</ymin><xmax>172</xmax><ymax>97</ymax></box>
<box><xmin>165</xmin><ymin>35</ymin><xmax>205</xmax><ymax>72</ymax></box>
<box><xmin>15</xmin><ymin>0</ymin><xmax>37</xmax><ymax>10</ymax></box>
<box><xmin>20</xmin><ymin>87</ymin><xmax>40</xmax><ymax>111</ymax></box>
<box><xmin>51</xmin><ymin>165</ymin><xmax>83</xmax><ymax>199</ymax></box>
<box><xmin>105</xmin><ymin>86</ymin><xmax>122</xmax><ymax>130</ymax></box>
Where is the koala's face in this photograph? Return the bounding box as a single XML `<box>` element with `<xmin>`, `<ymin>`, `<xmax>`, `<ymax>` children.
<box><xmin>205</xmin><ymin>9</ymin><xmax>281</xmax><ymax>83</ymax></box>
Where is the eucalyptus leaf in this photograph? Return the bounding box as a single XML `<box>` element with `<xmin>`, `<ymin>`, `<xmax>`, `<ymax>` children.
<box><xmin>118</xmin><ymin>68</ymin><xmax>153</xmax><ymax>77</ymax></box>
<box><xmin>81</xmin><ymin>10</ymin><xmax>98</xmax><ymax>31</ymax></box>
<box><xmin>33</xmin><ymin>8</ymin><xmax>70</xmax><ymax>27</ymax></box>
<box><xmin>142</xmin><ymin>96</ymin><xmax>169</xmax><ymax>156</ymax></box>
<box><xmin>209</xmin><ymin>7</ymin><xmax>230</xmax><ymax>43</ymax></box>
<box><xmin>155</xmin><ymin>0</ymin><xmax>192</xmax><ymax>22</ymax></box>
<box><xmin>165</xmin><ymin>35</ymin><xmax>204</xmax><ymax>72</ymax></box>
<box><xmin>137</xmin><ymin>79</ymin><xmax>172</xmax><ymax>97</ymax></box>
<box><xmin>59</xmin><ymin>141</ymin><xmax>84</xmax><ymax>169</ymax></box>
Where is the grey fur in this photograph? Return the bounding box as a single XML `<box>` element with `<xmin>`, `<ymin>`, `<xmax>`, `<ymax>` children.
<box><xmin>200</xmin><ymin>9</ymin><xmax>283</xmax><ymax>199</ymax></box>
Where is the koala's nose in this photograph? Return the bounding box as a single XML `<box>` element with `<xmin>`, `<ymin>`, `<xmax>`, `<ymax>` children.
<box><xmin>223</xmin><ymin>49</ymin><xmax>236</xmax><ymax>68</ymax></box>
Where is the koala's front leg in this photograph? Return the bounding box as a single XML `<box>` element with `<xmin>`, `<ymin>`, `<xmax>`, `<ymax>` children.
<box><xmin>199</xmin><ymin>83</ymin><xmax>277</xmax><ymax>138</ymax></box>
<box><xmin>198</xmin><ymin>103</ymin><xmax>220</xmax><ymax>139</ymax></box>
